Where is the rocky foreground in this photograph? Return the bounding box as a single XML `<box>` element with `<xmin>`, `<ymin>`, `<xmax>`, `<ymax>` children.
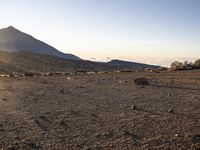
<box><xmin>0</xmin><ymin>71</ymin><xmax>200</xmax><ymax>149</ymax></box>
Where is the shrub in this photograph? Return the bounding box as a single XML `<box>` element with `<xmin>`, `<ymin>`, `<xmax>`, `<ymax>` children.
<box><xmin>170</xmin><ymin>61</ymin><xmax>185</xmax><ymax>71</ymax></box>
<box><xmin>170</xmin><ymin>59</ymin><xmax>200</xmax><ymax>71</ymax></box>
<box><xmin>183</xmin><ymin>61</ymin><xmax>193</xmax><ymax>70</ymax></box>
<box><xmin>193</xmin><ymin>59</ymin><xmax>200</xmax><ymax>68</ymax></box>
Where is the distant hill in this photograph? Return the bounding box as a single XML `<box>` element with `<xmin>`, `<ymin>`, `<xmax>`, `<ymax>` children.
<box><xmin>108</xmin><ymin>59</ymin><xmax>160</xmax><ymax>69</ymax></box>
<box><xmin>0</xmin><ymin>26</ymin><xmax>80</xmax><ymax>60</ymax></box>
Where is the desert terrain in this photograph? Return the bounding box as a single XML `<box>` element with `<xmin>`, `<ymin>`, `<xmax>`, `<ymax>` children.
<box><xmin>0</xmin><ymin>71</ymin><xmax>200</xmax><ymax>150</ymax></box>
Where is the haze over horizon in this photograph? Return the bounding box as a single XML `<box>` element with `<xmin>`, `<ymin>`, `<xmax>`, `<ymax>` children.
<box><xmin>0</xmin><ymin>0</ymin><xmax>200</xmax><ymax>66</ymax></box>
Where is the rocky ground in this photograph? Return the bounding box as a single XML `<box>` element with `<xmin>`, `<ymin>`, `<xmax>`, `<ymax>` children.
<box><xmin>0</xmin><ymin>71</ymin><xmax>200</xmax><ymax>150</ymax></box>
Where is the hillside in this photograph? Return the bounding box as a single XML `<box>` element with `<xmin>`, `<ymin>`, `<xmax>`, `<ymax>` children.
<box><xmin>0</xmin><ymin>52</ymin><xmax>115</xmax><ymax>73</ymax></box>
<box><xmin>0</xmin><ymin>26</ymin><xmax>80</xmax><ymax>60</ymax></box>
<box><xmin>0</xmin><ymin>51</ymin><xmax>162</xmax><ymax>73</ymax></box>
<box><xmin>108</xmin><ymin>59</ymin><xmax>160</xmax><ymax>69</ymax></box>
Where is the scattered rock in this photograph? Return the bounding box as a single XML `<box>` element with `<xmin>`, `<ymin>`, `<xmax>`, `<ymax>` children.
<box><xmin>24</xmin><ymin>72</ymin><xmax>37</xmax><ymax>77</ymax></box>
<box><xmin>134</xmin><ymin>77</ymin><xmax>149</xmax><ymax>85</ymax></box>
<box><xmin>34</xmin><ymin>119</ymin><xmax>48</xmax><ymax>131</ymax></box>
<box><xmin>168</xmin><ymin>93</ymin><xmax>172</xmax><ymax>97</ymax></box>
<box><xmin>10</xmin><ymin>74</ymin><xmax>18</xmax><ymax>78</ymax></box>
<box><xmin>76</xmin><ymin>85</ymin><xmax>86</xmax><ymax>89</ymax></box>
<box><xmin>38</xmin><ymin>115</ymin><xmax>51</xmax><ymax>123</ymax></box>
<box><xmin>175</xmin><ymin>134</ymin><xmax>179</xmax><ymax>137</ymax></box>
<box><xmin>131</xmin><ymin>104</ymin><xmax>137</xmax><ymax>110</ymax></box>
<box><xmin>2</xmin><ymin>98</ymin><xmax>8</xmax><ymax>101</ymax></box>
<box><xmin>168</xmin><ymin>108</ymin><xmax>174</xmax><ymax>113</ymax></box>
<box><xmin>24</xmin><ymin>141</ymin><xmax>42</xmax><ymax>150</ymax></box>
<box><xmin>0</xmin><ymin>74</ymin><xmax>10</xmax><ymax>78</ymax></box>
<box><xmin>0</xmin><ymin>123</ymin><xmax>4</xmax><ymax>132</ymax></box>
<box><xmin>192</xmin><ymin>134</ymin><xmax>200</xmax><ymax>143</ymax></box>
<box><xmin>59</xmin><ymin>89</ymin><xmax>65</xmax><ymax>94</ymax></box>
<box><xmin>7</xmin><ymin>143</ymin><xmax>20</xmax><ymax>150</ymax></box>
<box><xmin>87</xmin><ymin>72</ymin><xmax>96</xmax><ymax>75</ymax></box>
<box><xmin>114</xmin><ymin>77</ymin><xmax>120</xmax><ymax>80</ymax></box>
<box><xmin>67</xmin><ymin>77</ymin><xmax>71</xmax><ymax>80</ymax></box>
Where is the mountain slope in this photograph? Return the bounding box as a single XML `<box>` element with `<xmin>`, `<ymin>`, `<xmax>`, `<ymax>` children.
<box><xmin>0</xmin><ymin>51</ymin><xmax>114</xmax><ymax>73</ymax></box>
<box><xmin>0</xmin><ymin>26</ymin><xmax>80</xmax><ymax>60</ymax></box>
<box><xmin>0</xmin><ymin>52</ymin><xmax>161</xmax><ymax>74</ymax></box>
<box><xmin>108</xmin><ymin>59</ymin><xmax>160</xmax><ymax>69</ymax></box>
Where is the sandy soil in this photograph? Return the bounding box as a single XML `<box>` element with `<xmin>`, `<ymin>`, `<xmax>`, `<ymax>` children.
<box><xmin>0</xmin><ymin>71</ymin><xmax>200</xmax><ymax>150</ymax></box>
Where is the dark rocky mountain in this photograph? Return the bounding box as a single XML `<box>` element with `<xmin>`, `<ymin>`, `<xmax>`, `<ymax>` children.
<box><xmin>0</xmin><ymin>26</ymin><xmax>80</xmax><ymax>60</ymax></box>
<box><xmin>108</xmin><ymin>59</ymin><xmax>160</xmax><ymax>69</ymax></box>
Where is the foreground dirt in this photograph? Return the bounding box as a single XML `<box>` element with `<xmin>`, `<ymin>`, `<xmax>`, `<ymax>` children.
<box><xmin>0</xmin><ymin>71</ymin><xmax>200</xmax><ymax>150</ymax></box>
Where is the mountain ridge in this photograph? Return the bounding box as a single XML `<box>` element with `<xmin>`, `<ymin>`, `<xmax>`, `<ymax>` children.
<box><xmin>0</xmin><ymin>26</ymin><xmax>81</xmax><ymax>60</ymax></box>
<box><xmin>108</xmin><ymin>59</ymin><xmax>160</xmax><ymax>69</ymax></box>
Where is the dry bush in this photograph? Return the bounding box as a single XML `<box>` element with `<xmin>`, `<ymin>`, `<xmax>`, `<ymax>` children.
<box><xmin>170</xmin><ymin>61</ymin><xmax>195</xmax><ymax>71</ymax></box>
<box><xmin>170</xmin><ymin>61</ymin><xmax>185</xmax><ymax>71</ymax></box>
<box><xmin>193</xmin><ymin>59</ymin><xmax>200</xmax><ymax>68</ymax></box>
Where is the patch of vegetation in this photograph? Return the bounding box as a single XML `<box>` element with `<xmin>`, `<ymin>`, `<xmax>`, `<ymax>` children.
<box><xmin>170</xmin><ymin>59</ymin><xmax>200</xmax><ymax>71</ymax></box>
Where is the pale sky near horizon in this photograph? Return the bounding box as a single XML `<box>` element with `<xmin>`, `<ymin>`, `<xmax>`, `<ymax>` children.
<box><xmin>0</xmin><ymin>0</ymin><xmax>200</xmax><ymax>64</ymax></box>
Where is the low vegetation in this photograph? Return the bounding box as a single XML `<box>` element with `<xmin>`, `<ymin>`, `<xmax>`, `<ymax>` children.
<box><xmin>170</xmin><ymin>59</ymin><xmax>200</xmax><ymax>71</ymax></box>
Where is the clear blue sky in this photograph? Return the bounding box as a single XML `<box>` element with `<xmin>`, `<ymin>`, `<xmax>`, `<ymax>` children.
<box><xmin>0</xmin><ymin>0</ymin><xmax>200</xmax><ymax>63</ymax></box>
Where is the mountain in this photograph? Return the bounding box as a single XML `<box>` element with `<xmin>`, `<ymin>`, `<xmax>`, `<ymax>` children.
<box><xmin>0</xmin><ymin>26</ymin><xmax>160</xmax><ymax>73</ymax></box>
<box><xmin>0</xmin><ymin>26</ymin><xmax>80</xmax><ymax>60</ymax></box>
<box><xmin>108</xmin><ymin>59</ymin><xmax>160</xmax><ymax>69</ymax></box>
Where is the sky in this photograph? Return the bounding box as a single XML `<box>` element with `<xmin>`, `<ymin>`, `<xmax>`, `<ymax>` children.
<box><xmin>0</xmin><ymin>0</ymin><xmax>200</xmax><ymax>66</ymax></box>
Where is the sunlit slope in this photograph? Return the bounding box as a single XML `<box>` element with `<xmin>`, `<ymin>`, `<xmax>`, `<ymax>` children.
<box><xmin>0</xmin><ymin>26</ymin><xmax>80</xmax><ymax>60</ymax></box>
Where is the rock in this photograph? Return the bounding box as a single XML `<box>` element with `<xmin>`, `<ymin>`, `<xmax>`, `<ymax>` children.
<box><xmin>168</xmin><ymin>93</ymin><xmax>172</xmax><ymax>97</ymax></box>
<box><xmin>24</xmin><ymin>140</ymin><xmax>42</xmax><ymax>150</ymax></box>
<box><xmin>10</xmin><ymin>74</ymin><xmax>18</xmax><ymax>78</ymax></box>
<box><xmin>114</xmin><ymin>77</ymin><xmax>120</xmax><ymax>80</ymax></box>
<box><xmin>67</xmin><ymin>77</ymin><xmax>71</xmax><ymax>80</ymax></box>
<box><xmin>24</xmin><ymin>72</ymin><xmax>36</xmax><ymax>77</ymax></box>
<box><xmin>114</xmin><ymin>70</ymin><xmax>120</xmax><ymax>73</ymax></box>
<box><xmin>131</xmin><ymin>104</ymin><xmax>137</xmax><ymax>110</ymax></box>
<box><xmin>2</xmin><ymin>98</ymin><xmax>7</xmax><ymax>101</ymax></box>
<box><xmin>192</xmin><ymin>134</ymin><xmax>200</xmax><ymax>143</ymax></box>
<box><xmin>168</xmin><ymin>108</ymin><xmax>174</xmax><ymax>113</ymax></box>
<box><xmin>0</xmin><ymin>74</ymin><xmax>10</xmax><ymax>78</ymax></box>
<box><xmin>87</xmin><ymin>72</ymin><xmax>96</xmax><ymax>75</ymax></box>
<box><xmin>59</xmin><ymin>89</ymin><xmax>65</xmax><ymax>94</ymax></box>
<box><xmin>134</xmin><ymin>77</ymin><xmax>149</xmax><ymax>85</ymax></box>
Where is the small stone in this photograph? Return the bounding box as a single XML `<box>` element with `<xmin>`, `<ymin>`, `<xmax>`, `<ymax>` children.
<box><xmin>131</xmin><ymin>104</ymin><xmax>137</xmax><ymax>110</ymax></box>
<box><xmin>59</xmin><ymin>89</ymin><xmax>65</xmax><ymax>94</ymax></box>
<box><xmin>168</xmin><ymin>108</ymin><xmax>174</xmax><ymax>113</ymax></box>
<box><xmin>134</xmin><ymin>77</ymin><xmax>149</xmax><ymax>85</ymax></box>
<box><xmin>192</xmin><ymin>134</ymin><xmax>200</xmax><ymax>143</ymax></box>
<box><xmin>168</xmin><ymin>94</ymin><xmax>172</xmax><ymax>97</ymax></box>
<box><xmin>67</xmin><ymin>77</ymin><xmax>71</xmax><ymax>80</ymax></box>
<box><xmin>2</xmin><ymin>98</ymin><xmax>7</xmax><ymax>101</ymax></box>
<box><xmin>175</xmin><ymin>134</ymin><xmax>179</xmax><ymax>137</ymax></box>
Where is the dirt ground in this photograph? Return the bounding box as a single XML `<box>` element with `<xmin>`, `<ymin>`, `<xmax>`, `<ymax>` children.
<box><xmin>0</xmin><ymin>71</ymin><xmax>200</xmax><ymax>150</ymax></box>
